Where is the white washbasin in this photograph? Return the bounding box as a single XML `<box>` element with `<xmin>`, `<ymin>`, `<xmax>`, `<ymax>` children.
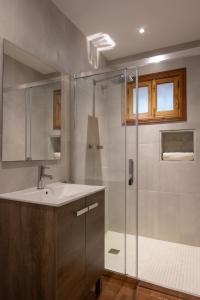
<box><xmin>0</xmin><ymin>182</ymin><xmax>105</xmax><ymax>206</ymax></box>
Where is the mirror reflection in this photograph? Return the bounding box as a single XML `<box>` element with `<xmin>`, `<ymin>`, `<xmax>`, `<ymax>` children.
<box><xmin>2</xmin><ymin>40</ymin><xmax>61</xmax><ymax>161</ymax></box>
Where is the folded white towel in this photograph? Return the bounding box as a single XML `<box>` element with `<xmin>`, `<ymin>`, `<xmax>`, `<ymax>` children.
<box><xmin>54</xmin><ymin>152</ymin><xmax>61</xmax><ymax>159</ymax></box>
<box><xmin>163</xmin><ymin>152</ymin><xmax>194</xmax><ymax>161</ymax></box>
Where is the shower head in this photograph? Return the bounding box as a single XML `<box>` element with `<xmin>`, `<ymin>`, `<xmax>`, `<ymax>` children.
<box><xmin>110</xmin><ymin>74</ymin><xmax>135</xmax><ymax>84</ymax></box>
<box><xmin>127</xmin><ymin>75</ymin><xmax>135</xmax><ymax>82</ymax></box>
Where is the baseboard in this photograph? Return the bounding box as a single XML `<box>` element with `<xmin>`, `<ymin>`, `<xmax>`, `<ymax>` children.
<box><xmin>103</xmin><ymin>269</ymin><xmax>200</xmax><ymax>300</ymax></box>
<box><xmin>104</xmin><ymin>269</ymin><xmax>138</xmax><ymax>286</ymax></box>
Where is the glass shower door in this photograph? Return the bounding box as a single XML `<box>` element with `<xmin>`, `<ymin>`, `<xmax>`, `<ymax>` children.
<box><xmin>126</xmin><ymin>68</ymin><xmax>138</xmax><ymax>278</ymax></box>
<box><xmin>73</xmin><ymin>69</ymin><xmax>138</xmax><ymax>276</ymax></box>
<box><xmin>105</xmin><ymin>70</ymin><xmax>127</xmax><ymax>275</ymax></box>
<box><xmin>137</xmin><ymin>56</ymin><xmax>200</xmax><ymax>297</ymax></box>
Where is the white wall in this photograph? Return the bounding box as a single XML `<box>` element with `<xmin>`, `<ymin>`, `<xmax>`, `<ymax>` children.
<box><xmin>71</xmin><ymin>71</ymin><xmax>130</xmax><ymax>233</ymax></box>
<box><xmin>0</xmin><ymin>0</ymin><xmax>106</xmax><ymax>193</ymax></box>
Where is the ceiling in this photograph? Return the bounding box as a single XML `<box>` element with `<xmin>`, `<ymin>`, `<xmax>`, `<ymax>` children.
<box><xmin>52</xmin><ymin>0</ymin><xmax>200</xmax><ymax>61</ymax></box>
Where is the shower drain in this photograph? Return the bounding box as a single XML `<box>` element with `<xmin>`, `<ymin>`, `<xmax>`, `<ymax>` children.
<box><xmin>108</xmin><ymin>248</ymin><xmax>120</xmax><ymax>255</ymax></box>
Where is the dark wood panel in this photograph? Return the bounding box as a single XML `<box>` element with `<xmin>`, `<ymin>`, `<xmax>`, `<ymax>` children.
<box><xmin>0</xmin><ymin>201</ymin><xmax>22</xmax><ymax>299</ymax></box>
<box><xmin>104</xmin><ymin>269</ymin><xmax>139</xmax><ymax>286</ymax></box>
<box><xmin>56</xmin><ymin>198</ymin><xmax>87</xmax><ymax>300</ymax></box>
<box><xmin>139</xmin><ymin>282</ymin><xmax>200</xmax><ymax>300</ymax></box>
<box><xmin>102</xmin><ymin>271</ymin><xmax>200</xmax><ymax>300</ymax></box>
<box><xmin>86</xmin><ymin>275</ymin><xmax>137</xmax><ymax>300</ymax></box>
<box><xmin>86</xmin><ymin>191</ymin><xmax>105</xmax><ymax>290</ymax></box>
<box><xmin>0</xmin><ymin>200</ymin><xmax>56</xmax><ymax>300</ymax></box>
<box><xmin>0</xmin><ymin>191</ymin><xmax>106</xmax><ymax>300</ymax></box>
<box><xmin>87</xmin><ymin>275</ymin><xmax>200</xmax><ymax>300</ymax></box>
<box><xmin>137</xmin><ymin>286</ymin><xmax>182</xmax><ymax>300</ymax></box>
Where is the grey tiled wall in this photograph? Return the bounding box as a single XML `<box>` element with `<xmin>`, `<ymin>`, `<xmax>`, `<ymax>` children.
<box><xmin>133</xmin><ymin>56</ymin><xmax>200</xmax><ymax>246</ymax></box>
<box><xmin>72</xmin><ymin>55</ymin><xmax>200</xmax><ymax>247</ymax></box>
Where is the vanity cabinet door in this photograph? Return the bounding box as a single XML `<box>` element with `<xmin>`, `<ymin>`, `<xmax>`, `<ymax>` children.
<box><xmin>56</xmin><ymin>198</ymin><xmax>87</xmax><ymax>300</ymax></box>
<box><xmin>0</xmin><ymin>201</ymin><xmax>56</xmax><ymax>300</ymax></box>
<box><xmin>85</xmin><ymin>191</ymin><xmax>105</xmax><ymax>289</ymax></box>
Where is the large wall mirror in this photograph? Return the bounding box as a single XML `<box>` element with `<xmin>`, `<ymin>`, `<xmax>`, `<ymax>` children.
<box><xmin>2</xmin><ymin>40</ymin><xmax>62</xmax><ymax>161</ymax></box>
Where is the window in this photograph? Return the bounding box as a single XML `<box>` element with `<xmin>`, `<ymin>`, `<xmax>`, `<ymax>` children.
<box><xmin>126</xmin><ymin>68</ymin><xmax>186</xmax><ymax>124</ymax></box>
<box><xmin>157</xmin><ymin>82</ymin><xmax>174</xmax><ymax>112</ymax></box>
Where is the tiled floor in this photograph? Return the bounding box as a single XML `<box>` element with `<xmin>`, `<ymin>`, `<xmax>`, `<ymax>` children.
<box><xmin>105</xmin><ymin>231</ymin><xmax>200</xmax><ymax>297</ymax></box>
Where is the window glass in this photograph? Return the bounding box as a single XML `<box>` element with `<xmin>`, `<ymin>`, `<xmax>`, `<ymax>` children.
<box><xmin>157</xmin><ymin>82</ymin><xmax>174</xmax><ymax>112</ymax></box>
<box><xmin>133</xmin><ymin>86</ymin><xmax>148</xmax><ymax>114</ymax></box>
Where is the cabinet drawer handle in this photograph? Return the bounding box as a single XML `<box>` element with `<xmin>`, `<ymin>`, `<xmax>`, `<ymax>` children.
<box><xmin>88</xmin><ymin>202</ymin><xmax>99</xmax><ymax>211</ymax></box>
<box><xmin>76</xmin><ymin>207</ymin><xmax>88</xmax><ymax>216</ymax></box>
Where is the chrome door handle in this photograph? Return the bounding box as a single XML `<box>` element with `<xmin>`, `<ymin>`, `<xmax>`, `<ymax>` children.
<box><xmin>75</xmin><ymin>207</ymin><xmax>88</xmax><ymax>216</ymax></box>
<box><xmin>128</xmin><ymin>159</ymin><xmax>134</xmax><ymax>186</ymax></box>
<box><xmin>97</xmin><ymin>145</ymin><xmax>104</xmax><ymax>150</ymax></box>
<box><xmin>88</xmin><ymin>202</ymin><xmax>99</xmax><ymax>211</ymax></box>
<box><xmin>88</xmin><ymin>144</ymin><xmax>94</xmax><ymax>149</ymax></box>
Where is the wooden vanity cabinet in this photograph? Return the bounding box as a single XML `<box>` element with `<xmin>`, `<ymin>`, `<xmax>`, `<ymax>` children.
<box><xmin>0</xmin><ymin>190</ymin><xmax>105</xmax><ymax>300</ymax></box>
<box><xmin>85</xmin><ymin>191</ymin><xmax>105</xmax><ymax>291</ymax></box>
<box><xmin>56</xmin><ymin>197</ymin><xmax>87</xmax><ymax>300</ymax></box>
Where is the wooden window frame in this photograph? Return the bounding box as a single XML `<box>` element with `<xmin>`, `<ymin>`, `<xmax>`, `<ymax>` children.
<box><xmin>53</xmin><ymin>89</ymin><xmax>61</xmax><ymax>130</ymax></box>
<box><xmin>126</xmin><ymin>68</ymin><xmax>186</xmax><ymax>125</ymax></box>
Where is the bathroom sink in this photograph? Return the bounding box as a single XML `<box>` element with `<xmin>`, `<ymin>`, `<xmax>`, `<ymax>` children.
<box><xmin>0</xmin><ymin>182</ymin><xmax>105</xmax><ymax>207</ymax></box>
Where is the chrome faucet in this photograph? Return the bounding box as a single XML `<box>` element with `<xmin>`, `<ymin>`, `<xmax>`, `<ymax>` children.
<box><xmin>37</xmin><ymin>166</ymin><xmax>53</xmax><ymax>189</ymax></box>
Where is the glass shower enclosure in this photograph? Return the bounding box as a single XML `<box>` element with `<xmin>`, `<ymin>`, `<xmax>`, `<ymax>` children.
<box><xmin>73</xmin><ymin>57</ymin><xmax>200</xmax><ymax>298</ymax></box>
<box><xmin>72</xmin><ymin>68</ymin><xmax>138</xmax><ymax>278</ymax></box>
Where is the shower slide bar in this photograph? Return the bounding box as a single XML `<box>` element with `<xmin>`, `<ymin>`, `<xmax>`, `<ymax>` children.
<box><xmin>74</xmin><ymin>66</ymin><xmax>138</xmax><ymax>80</ymax></box>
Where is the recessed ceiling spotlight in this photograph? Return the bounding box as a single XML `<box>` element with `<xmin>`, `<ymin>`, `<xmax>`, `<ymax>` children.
<box><xmin>138</xmin><ymin>27</ymin><xmax>145</xmax><ymax>34</ymax></box>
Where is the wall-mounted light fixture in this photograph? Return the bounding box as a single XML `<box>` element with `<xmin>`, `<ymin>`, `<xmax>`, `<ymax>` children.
<box><xmin>147</xmin><ymin>54</ymin><xmax>167</xmax><ymax>64</ymax></box>
<box><xmin>87</xmin><ymin>33</ymin><xmax>116</xmax><ymax>69</ymax></box>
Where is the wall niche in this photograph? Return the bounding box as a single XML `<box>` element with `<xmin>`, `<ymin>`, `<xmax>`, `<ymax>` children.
<box><xmin>160</xmin><ymin>130</ymin><xmax>195</xmax><ymax>161</ymax></box>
